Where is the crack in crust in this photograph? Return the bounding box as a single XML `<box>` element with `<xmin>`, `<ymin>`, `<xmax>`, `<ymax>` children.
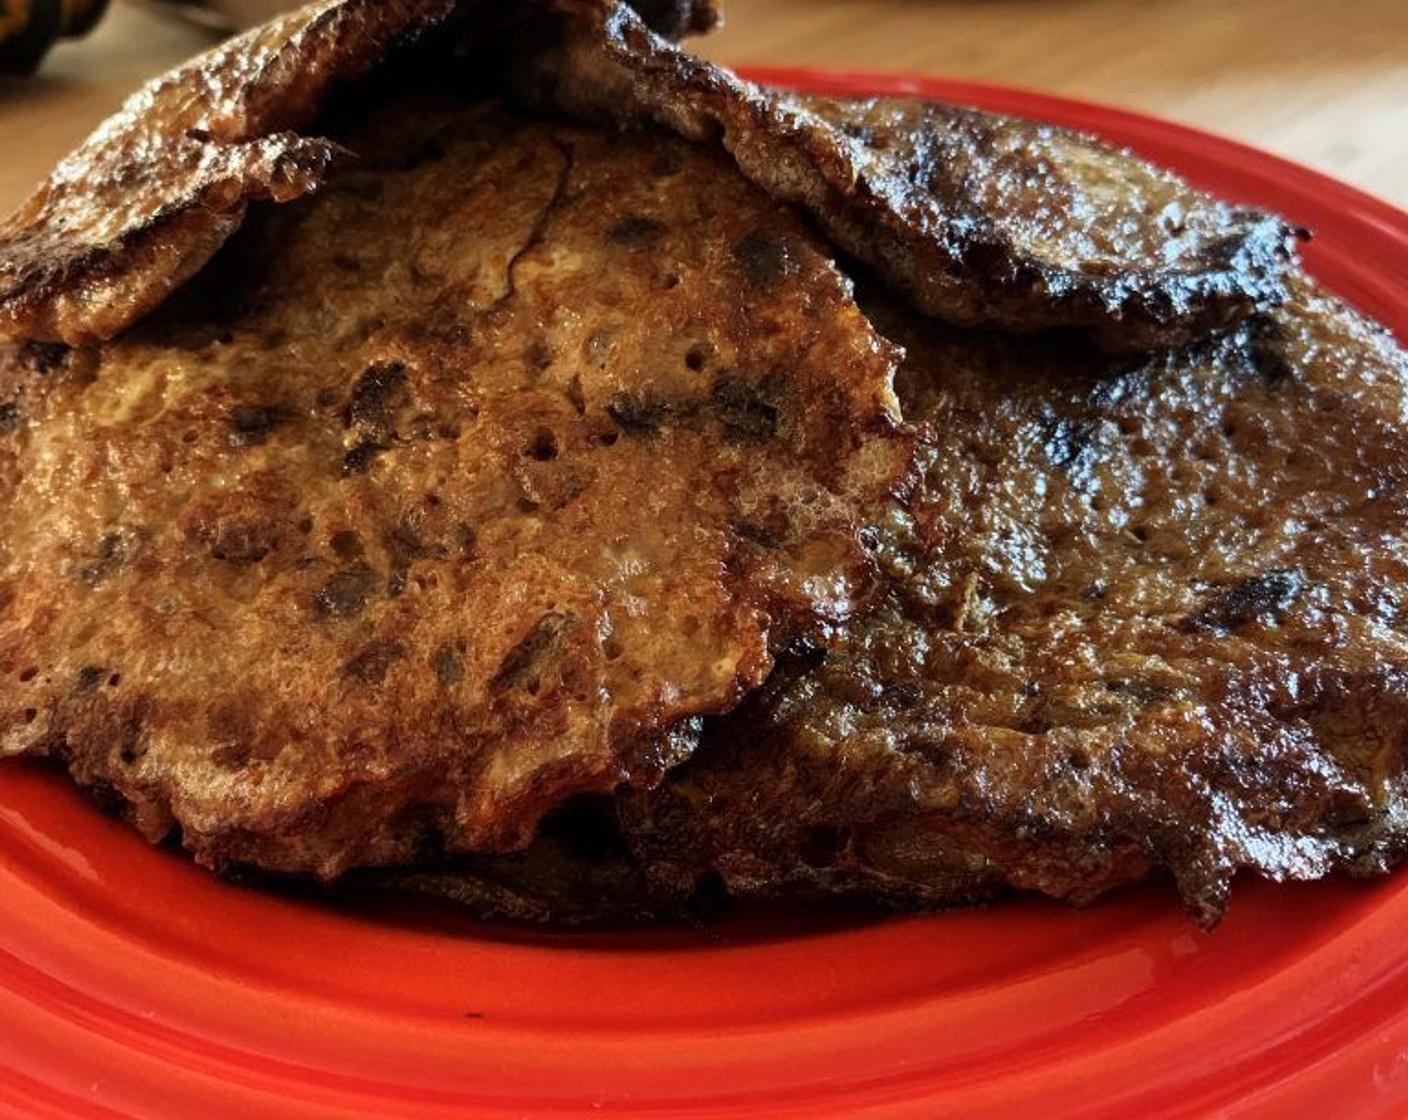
<box><xmin>0</xmin><ymin>0</ymin><xmax>717</xmax><ymax>347</ymax></box>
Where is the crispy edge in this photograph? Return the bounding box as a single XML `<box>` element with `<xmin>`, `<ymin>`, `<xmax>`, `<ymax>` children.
<box><xmin>512</xmin><ymin>0</ymin><xmax>1296</xmax><ymax>351</ymax></box>
<box><xmin>0</xmin><ymin>0</ymin><xmax>461</xmax><ymax>345</ymax></box>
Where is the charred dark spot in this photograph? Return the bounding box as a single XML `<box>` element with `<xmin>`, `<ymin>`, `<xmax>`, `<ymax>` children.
<box><xmin>564</xmin><ymin>374</ymin><xmax>586</xmax><ymax>415</ymax></box>
<box><xmin>459</xmin><ymin>524</ymin><xmax>478</xmax><ymax>558</ymax></box>
<box><xmin>228</xmin><ymin>403</ymin><xmax>294</xmax><ymax>447</ymax></box>
<box><xmin>490</xmin><ymin>611</ymin><xmax>575</xmax><ymax>694</ymax></box>
<box><xmin>607</xmin><ymin>215</ymin><xmax>666</xmax><ymax>247</ymax></box>
<box><xmin>331</xmin><ymin>253</ymin><xmax>363</xmax><ymax>273</ymax></box>
<box><xmin>347</xmin><ymin>360</ymin><xmax>408</xmax><ymax>436</ymax></box>
<box><xmin>885</xmin><ymin>682</ymin><xmax>923</xmax><ymax>709</ymax></box>
<box><xmin>838</xmin><ymin>118</ymin><xmax>876</xmax><ymax>143</ymax></box>
<box><xmin>1203</xmin><ymin>233</ymin><xmax>1249</xmax><ymax>271</ymax></box>
<box><xmin>607</xmin><ymin>391</ymin><xmax>670</xmax><ymax>436</ymax></box>
<box><xmin>330</xmin><ymin>530</ymin><xmax>363</xmax><ymax>560</ymax></box>
<box><xmin>1248</xmin><ymin>319</ymin><xmax>1296</xmax><ymax>386</ymax></box>
<box><xmin>342</xmin><ymin>639</ymin><xmax>405</xmax><ymax>685</ymax></box>
<box><xmin>78</xmin><ymin>528</ymin><xmax>142</xmax><ymax>587</ymax></box>
<box><xmin>386</xmin><ymin>522</ymin><xmax>442</xmax><ymax>564</ymax></box>
<box><xmin>712</xmin><ymin>374</ymin><xmax>779</xmax><ymax>441</ymax></box>
<box><xmin>1191</xmin><ymin>569</ymin><xmax>1306</xmax><ymax>632</ymax></box>
<box><xmin>1256</xmin><ymin>348</ymin><xmax>1295</xmax><ymax>387</ymax></box>
<box><xmin>208</xmin><ymin>521</ymin><xmax>275</xmax><ymax>564</ymax></box>
<box><xmin>684</xmin><ymin>345</ymin><xmax>709</xmax><ymax>373</ymax></box>
<box><xmin>1105</xmin><ymin>677</ymin><xmax>1177</xmax><ymax>703</ymax></box>
<box><xmin>799</xmin><ymin>825</ymin><xmax>847</xmax><ymax>868</ymax></box>
<box><xmin>315</xmin><ymin>562</ymin><xmax>379</xmax><ymax>620</ymax></box>
<box><xmin>1084</xmin><ymin>360</ymin><xmax>1146</xmax><ymax>410</ymax></box>
<box><xmin>1066</xmin><ymin>748</ymin><xmax>1092</xmax><ymax>772</ymax></box>
<box><xmin>0</xmin><ymin>401</ymin><xmax>20</xmax><ymax>430</ymax></box>
<box><xmin>342</xmin><ymin>440</ymin><xmax>387</xmax><ymax>475</ymax></box>
<box><xmin>527</xmin><ymin>428</ymin><xmax>559</xmax><ymax>461</ymax></box>
<box><xmin>114</xmin><ymin>695</ymin><xmax>152</xmax><ymax>767</ymax></box>
<box><xmin>732</xmin><ymin>231</ymin><xmax>796</xmax><ymax>287</ymax></box>
<box><xmin>382</xmin><ymin>522</ymin><xmax>443</xmax><ymax>597</ymax></box>
<box><xmin>650</xmin><ymin>148</ymin><xmax>686</xmax><ymax>177</ymax></box>
<box><xmin>734</xmin><ymin>520</ymin><xmax>782</xmax><ymax>549</ymax></box>
<box><xmin>432</xmin><ymin>646</ymin><xmax>464</xmax><ymax>686</ymax></box>
<box><xmin>529</xmin><ymin>339</ymin><xmax>555</xmax><ymax>371</ymax></box>
<box><xmin>75</xmin><ymin>665</ymin><xmax>105</xmax><ymax>692</ymax></box>
<box><xmin>18</xmin><ymin>341</ymin><xmax>69</xmax><ymax>375</ymax></box>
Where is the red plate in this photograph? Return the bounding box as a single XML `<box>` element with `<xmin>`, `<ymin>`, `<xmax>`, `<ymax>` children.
<box><xmin>4</xmin><ymin>70</ymin><xmax>1408</xmax><ymax>1120</ymax></box>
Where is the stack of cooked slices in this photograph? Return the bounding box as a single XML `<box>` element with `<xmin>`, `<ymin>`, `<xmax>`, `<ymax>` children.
<box><xmin>1</xmin><ymin>0</ymin><xmax>1405</xmax><ymax>928</ymax></box>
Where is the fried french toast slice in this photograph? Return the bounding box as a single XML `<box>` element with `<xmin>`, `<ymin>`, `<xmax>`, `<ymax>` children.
<box><xmin>620</xmin><ymin>274</ymin><xmax>1408</xmax><ymax>927</ymax></box>
<box><xmin>509</xmin><ymin>0</ymin><xmax>1295</xmax><ymax>350</ymax></box>
<box><xmin>0</xmin><ymin>99</ymin><xmax>912</xmax><ymax>878</ymax></box>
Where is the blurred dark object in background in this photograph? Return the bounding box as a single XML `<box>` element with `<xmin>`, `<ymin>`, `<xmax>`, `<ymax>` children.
<box><xmin>631</xmin><ymin>0</ymin><xmax>720</xmax><ymax>38</ymax></box>
<box><xmin>0</xmin><ymin>0</ymin><xmax>109</xmax><ymax>74</ymax></box>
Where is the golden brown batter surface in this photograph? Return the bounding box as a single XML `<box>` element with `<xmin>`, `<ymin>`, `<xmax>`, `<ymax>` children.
<box><xmin>0</xmin><ymin>101</ymin><xmax>911</xmax><ymax>878</ymax></box>
<box><xmin>624</xmin><ymin>277</ymin><xmax>1408</xmax><ymax>926</ymax></box>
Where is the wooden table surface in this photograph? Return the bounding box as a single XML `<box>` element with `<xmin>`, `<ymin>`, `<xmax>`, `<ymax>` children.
<box><xmin>1</xmin><ymin>0</ymin><xmax>1405</xmax><ymax>217</ymax></box>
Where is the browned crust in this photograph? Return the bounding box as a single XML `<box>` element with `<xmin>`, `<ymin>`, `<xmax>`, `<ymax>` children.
<box><xmin>0</xmin><ymin>102</ymin><xmax>915</xmax><ymax>879</ymax></box>
<box><xmin>619</xmin><ymin>275</ymin><xmax>1408</xmax><ymax>927</ymax></box>
<box><xmin>512</xmin><ymin>0</ymin><xmax>1296</xmax><ymax>351</ymax></box>
<box><xmin>0</xmin><ymin>0</ymin><xmax>461</xmax><ymax>344</ymax></box>
<box><xmin>370</xmin><ymin>276</ymin><xmax>1408</xmax><ymax>928</ymax></box>
<box><xmin>793</xmin><ymin>95</ymin><xmax>1297</xmax><ymax>350</ymax></box>
<box><xmin>0</xmin><ymin>0</ymin><xmax>732</xmax><ymax>347</ymax></box>
<box><xmin>3</xmin><ymin>0</ymin><xmax>1293</xmax><ymax>352</ymax></box>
